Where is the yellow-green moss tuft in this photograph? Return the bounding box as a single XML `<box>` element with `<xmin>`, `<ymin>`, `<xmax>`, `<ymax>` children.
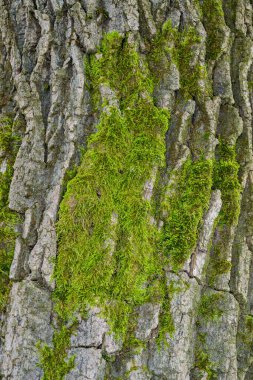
<box><xmin>148</xmin><ymin>20</ymin><xmax>208</xmax><ymax>99</ymax></box>
<box><xmin>213</xmin><ymin>141</ymin><xmax>241</xmax><ymax>226</ymax></box>
<box><xmin>202</xmin><ymin>0</ymin><xmax>225</xmax><ymax>61</ymax></box>
<box><xmin>163</xmin><ymin>159</ymin><xmax>213</xmax><ymax>270</ymax></box>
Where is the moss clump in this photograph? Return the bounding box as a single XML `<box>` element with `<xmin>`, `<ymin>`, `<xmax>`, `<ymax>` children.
<box><xmin>39</xmin><ymin>22</ymin><xmax>233</xmax><ymax>377</ymax></box>
<box><xmin>207</xmin><ymin>227</ymin><xmax>232</xmax><ymax>287</ymax></box>
<box><xmin>202</xmin><ymin>0</ymin><xmax>225</xmax><ymax>61</ymax></box>
<box><xmin>147</xmin><ymin>20</ymin><xmax>175</xmax><ymax>80</ymax></box>
<box><xmin>48</xmin><ymin>31</ymin><xmax>170</xmax><ymax>347</ymax></box>
<box><xmin>174</xmin><ymin>27</ymin><xmax>207</xmax><ymax>99</ymax></box>
<box><xmin>195</xmin><ymin>347</ymin><xmax>217</xmax><ymax>379</ymax></box>
<box><xmin>193</xmin><ymin>0</ymin><xmax>203</xmax><ymax>18</ymax></box>
<box><xmin>163</xmin><ymin>159</ymin><xmax>213</xmax><ymax>270</ymax></box>
<box><xmin>206</xmin><ymin>141</ymin><xmax>241</xmax><ymax>285</ymax></box>
<box><xmin>156</xmin><ymin>277</ymin><xmax>176</xmax><ymax>346</ymax></box>
<box><xmin>198</xmin><ymin>292</ymin><xmax>224</xmax><ymax>322</ymax></box>
<box><xmin>86</xmin><ymin>31</ymin><xmax>154</xmax><ymax>111</ymax></box>
<box><xmin>245</xmin><ymin>315</ymin><xmax>253</xmax><ymax>333</ymax></box>
<box><xmin>237</xmin><ymin>315</ymin><xmax>253</xmax><ymax>351</ymax></box>
<box><xmin>0</xmin><ymin>116</ymin><xmax>20</xmax><ymax>311</ymax></box>
<box><xmin>148</xmin><ymin>20</ymin><xmax>208</xmax><ymax>99</ymax></box>
<box><xmin>194</xmin><ymin>292</ymin><xmax>223</xmax><ymax>379</ymax></box>
<box><xmin>208</xmin><ymin>253</ymin><xmax>231</xmax><ymax>286</ymax></box>
<box><xmin>37</xmin><ymin>324</ymin><xmax>76</xmax><ymax>380</ymax></box>
<box><xmin>213</xmin><ymin>141</ymin><xmax>241</xmax><ymax>226</ymax></box>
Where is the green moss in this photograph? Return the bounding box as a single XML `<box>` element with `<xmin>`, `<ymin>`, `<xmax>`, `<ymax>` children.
<box><xmin>59</xmin><ymin>32</ymin><xmax>169</xmax><ymax>334</ymax></box>
<box><xmin>37</xmin><ymin>324</ymin><xmax>76</xmax><ymax>380</ymax></box>
<box><xmin>43</xmin><ymin>83</ymin><xmax>50</xmax><ymax>91</ymax></box>
<box><xmin>213</xmin><ymin>141</ymin><xmax>241</xmax><ymax>226</ymax></box>
<box><xmin>194</xmin><ymin>293</ymin><xmax>222</xmax><ymax>379</ymax></box>
<box><xmin>175</xmin><ymin>27</ymin><xmax>208</xmax><ymax>99</ymax></box>
<box><xmin>163</xmin><ymin>159</ymin><xmax>213</xmax><ymax>270</ymax></box>
<box><xmin>221</xmin><ymin>0</ymin><xmax>237</xmax><ymax>29</ymax></box>
<box><xmin>193</xmin><ymin>0</ymin><xmax>203</xmax><ymax>19</ymax></box>
<box><xmin>147</xmin><ymin>20</ymin><xmax>176</xmax><ymax>81</ymax></box>
<box><xmin>198</xmin><ymin>292</ymin><xmax>224</xmax><ymax>322</ymax></box>
<box><xmin>156</xmin><ymin>278</ymin><xmax>176</xmax><ymax>346</ymax></box>
<box><xmin>0</xmin><ymin>116</ymin><xmax>20</xmax><ymax>311</ymax></box>
<box><xmin>61</xmin><ymin>164</ymin><xmax>79</xmax><ymax>195</ymax></box>
<box><xmin>202</xmin><ymin>0</ymin><xmax>225</xmax><ymax>61</ymax></box>
<box><xmin>237</xmin><ymin>315</ymin><xmax>253</xmax><ymax>348</ymax></box>
<box><xmin>195</xmin><ymin>347</ymin><xmax>217</xmax><ymax>379</ymax></box>
<box><xmin>38</xmin><ymin>32</ymin><xmax>172</xmax><ymax>376</ymax></box>
<box><xmin>208</xmin><ymin>255</ymin><xmax>231</xmax><ymax>283</ymax></box>
<box><xmin>206</xmin><ymin>141</ymin><xmax>241</xmax><ymax>286</ymax></box>
<box><xmin>244</xmin><ymin>314</ymin><xmax>253</xmax><ymax>343</ymax></box>
<box><xmin>39</xmin><ymin>22</ymin><xmax>237</xmax><ymax>378</ymax></box>
<box><xmin>194</xmin><ymin>143</ymin><xmax>241</xmax><ymax>374</ymax></box>
<box><xmin>207</xmin><ymin>228</ymin><xmax>232</xmax><ymax>286</ymax></box>
<box><xmin>245</xmin><ymin>315</ymin><xmax>253</xmax><ymax>332</ymax></box>
<box><xmin>54</xmin><ymin>97</ymin><xmax>168</xmax><ymax>334</ymax></box>
<box><xmin>148</xmin><ymin>20</ymin><xmax>208</xmax><ymax>99</ymax></box>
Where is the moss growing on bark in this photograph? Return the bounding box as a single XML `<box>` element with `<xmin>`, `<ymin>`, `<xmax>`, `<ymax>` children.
<box><xmin>147</xmin><ymin>20</ymin><xmax>175</xmax><ymax>80</ymax></box>
<box><xmin>40</xmin><ymin>27</ymin><xmax>216</xmax><ymax>376</ymax></box>
<box><xmin>207</xmin><ymin>226</ymin><xmax>232</xmax><ymax>287</ymax></box>
<box><xmin>163</xmin><ymin>159</ymin><xmax>213</xmax><ymax>270</ymax></box>
<box><xmin>148</xmin><ymin>20</ymin><xmax>208</xmax><ymax>99</ymax></box>
<box><xmin>54</xmin><ymin>32</ymin><xmax>169</xmax><ymax>338</ymax></box>
<box><xmin>194</xmin><ymin>345</ymin><xmax>217</xmax><ymax>379</ymax></box>
<box><xmin>194</xmin><ymin>142</ymin><xmax>241</xmax><ymax>375</ymax></box>
<box><xmin>39</xmin><ymin>17</ymin><xmax>241</xmax><ymax>378</ymax></box>
<box><xmin>213</xmin><ymin>141</ymin><xmax>241</xmax><ymax>226</ymax></box>
<box><xmin>198</xmin><ymin>292</ymin><xmax>224</xmax><ymax>322</ymax></box>
<box><xmin>208</xmin><ymin>250</ymin><xmax>231</xmax><ymax>286</ymax></box>
<box><xmin>37</xmin><ymin>325</ymin><xmax>76</xmax><ymax>380</ymax></box>
<box><xmin>0</xmin><ymin>116</ymin><xmax>20</xmax><ymax>311</ymax></box>
<box><xmin>38</xmin><ymin>32</ymin><xmax>172</xmax><ymax>377</ymax></box>
<box><xmin>201</xmin><ymin>0</ymin><xmax>225</xmax><ymax>61</ymax></box>
<box><xmin>207</xmin><ymin>141</ymin><xmax>241</xmax><ymax>284</ymax></box>
<box><xmin>194</xmin><ymin>292</ymin><xmax>224</xmax><ymax>379</ymax></box>
<box><xmin>175</xmin><ymin>27</ymin><xmax>207</xmax><ymax>99</ymax></box>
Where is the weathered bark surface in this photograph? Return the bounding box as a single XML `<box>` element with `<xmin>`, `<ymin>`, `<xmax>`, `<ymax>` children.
<box><xmin>0</xmin><ymin>0</ymin><xmax>253</xmax><ymax>379</ymax></box>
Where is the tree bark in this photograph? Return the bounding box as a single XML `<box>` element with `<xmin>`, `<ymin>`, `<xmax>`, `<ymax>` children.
<box><xmin>0</xmin><ymin>0</ymin><xmax>253</xmax><ymax>379</ymax></box>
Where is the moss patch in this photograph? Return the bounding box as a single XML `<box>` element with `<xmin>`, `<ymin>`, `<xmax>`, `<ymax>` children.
<box><xmin>198</xmin><ymin>292</ymin><xmax>224</xmax><ymax>322</ymax></box>
<box><xmin>213</xmin><ymin>141</ymin><xmax>241</xmax><ymax>226</ymax></box>
<box><xmin>39</xmin><ymin>20</ymin><xmax>241</xmax><ymax>378</ymax></box>
<box><xmin>54</xmin><ymin>32</ymin><xmax>170</xmax><ymax>336</ymax></box>
<box><xmin>207</xmin><ymin>141</ymin><xmax>241</xmax><ymax>284</ymax></box>
<box><xmin>38</xmin><ymin>31</ymin><xmax>173</xmax><ymax>378</ymax></box>
<box><xmin>194</xmin><ymin>142</ymin><xmax>241</xmax><ymax>375</ymax></box>
<box><xmin>163</xmin><ymin>159</ymin><xmax>213</xmax><ymax>270</ymax></box>
<box><xmin>201</xmin><ymin>0</ymin><xmax>226</xmax><ymax>61</ymax></box>
<box><xmin>0</xmin><ymin>116</ymin><xmax>20</xmax><ymax>311</ymax></box>
<box><xmin>193</xmin><ymin>291</ymin><xmax>224</xmax><ymax>379</ymax></box>
<box><xmin>37</xmin><ymin>325</ymin><xmax>76</xmax><ymax>380</ymax></box>
<box><xmin>147</xmin><ymin>20</ymin><xmax>175</xmax><ymax>81</ymax></box>
<box><xmin>148</xmin><ymin>20</ymin><xmax>208</xmax><ymax>99</ymax></box>
<box><xmin>194</xmin><ymin>345</ymin><xmax>217</xmax><ymax>379</ymax></box>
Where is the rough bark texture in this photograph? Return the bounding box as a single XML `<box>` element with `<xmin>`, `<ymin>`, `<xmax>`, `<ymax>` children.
<box><xmin>0</xmin><ymin>0</ymin><xmax>253</xmax><ymax>379</ymax></box>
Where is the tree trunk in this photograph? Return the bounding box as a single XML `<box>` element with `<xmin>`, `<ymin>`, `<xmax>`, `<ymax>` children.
<box><xmin>0</xmin><ymin>0</ymin><xmax>253</xmax><ymax>379</ymax></box>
